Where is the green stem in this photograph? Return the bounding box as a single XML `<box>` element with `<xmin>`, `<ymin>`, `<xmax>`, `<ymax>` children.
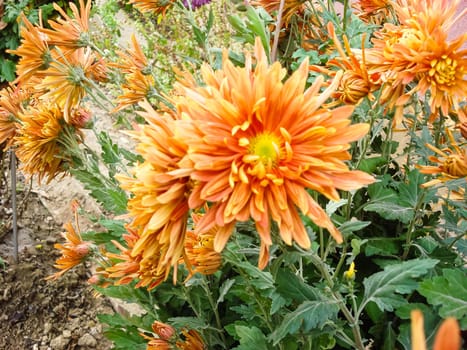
<box><xmin>343</xmin><ymin>0</ymin><xmax>349</xmax><ymax>31</ymax></box>
<box><xmin>307</xmin><ymin>252</ymin><xmax>365</xmax><ymax>350</ymax></box>
<box><xmin>434</xmin><ymin>109</ymin><xmax>445</xmax><ymax>148</ymax></box>
<box><xmin>402</xmin><ymin>190</ymin><xmax>427</xmax><ymax>260</ymax></box>
<box><xmin>334</xmin><ymin>242</ymin><xmax>348</xmax><ymax>277</ymax></box>
<box><xmin>201</xmin><ymin>276</ymin><xmax>227</xmax><ymax>348</ymax></box>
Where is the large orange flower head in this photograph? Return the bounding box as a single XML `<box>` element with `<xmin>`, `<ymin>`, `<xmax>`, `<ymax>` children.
<box><xmin>38</xmin><ymin>47</ymin><xmax>106</xmax><ymax>123</ymax></box>
<box><xmin>365</xmin><ymin>0</ymin><xmax>467</xmax><ymax>122</ymax></box>
<box><xmin>117</xmin><ymin>100</ymin><xmax>192</xmax><ymax>287</ymax></box>
<box><xmin>176</xmin><ymin>39</ymin><xmax>374</xmax><ymax>268</ymax></box>
<box><xmin>15</xmin><ymin>103</ymin><xmax>82</xmax><ymax>183</ymax></box>
<box><xmin>40</xmin><ymin>0</ymin><xmax>93</xmax><ymax>48</ymax></box>
<box><xmin>7</xmin><ymin>14</ymin><xmax>51</xmax><ymax>85</ymax></box>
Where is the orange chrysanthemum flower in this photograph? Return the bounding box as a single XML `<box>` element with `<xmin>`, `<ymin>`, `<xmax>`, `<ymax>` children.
<box><xmin>111</xmin><ymin>34</ymin><xmax>150</xmax><ymax>74</ymax></box>
<box><xmin>252</xmin><ymin>0</ymin><xmax>306</xmax><ymax>27</ymax></box>
<box><xmin>7</xmin><ymin>14</ymin><xmax>51</xmax><ymax>84</ymax></box>
<box><xmin>108</xmin><ymin>232</ymin><xmax>169</xmax><ymax>290</ymax></box>
<box><xmin>411</xmin><ymin>310</ymin><xmax>461</xmax><ymax>350</ymax></box>
<box><xmin>117</xmin><ymin>100</ymin><xmax>192</xmax><ymax>287</ymax></box>
<box><xmin>129</xmin><ymin>0</ymin><xmax>175</xmax><ymax>17</ymax></box>
<box><xmin>46</xmin><ymin>221</ymin><xmax>92</xmax><ymax>280</ymax></box>
<box><xmin>113</xmin><ymin>71</ymin><xmax>156</xmax><ymax>112</ymax></box>
<box><xmin>40</xmin><ymin>0</ymin><xmax>92</xmax><ymax>48</ymax></box>
<box><xmin>37</xmin><ymin>47</ymin><xmax>106</xmax><ymax>123</ymax></box>
<box><xmin>310</xmin><ymin>23</ymin><xmax>380</xmax><ymax>105</ymax></box>
<box><xmin>418</xmin><ymin>128</ymin><xmax>467</xmax><ymax>187</ymax></box>
<box><xmin>0</xmin><ymin>84</ymin><xmax>30</xmax><ymax>150</ymax></box>
<box><xmin>365</xmin><ymin>0</ymin><xmax>467</xmax><ymax>123</ymax></box>
<box><xmin>184</xmin><ymin>213</ymin><xmax>222</xmax><ymax>278</ymax></box>
<box><xmin>176</xmin><ymin>329</ymin><xmax>205</xmax><ymax>350</ymax></box>
<box><xmin>176</xmin><ymin>39</ymin><xmax>374</xmax><ymax>268</ymax></box>
<box><xmin>353</xmin><ymin>0</ymin><xmax>394</xmax><ymax>25</ymax></box>
<box><xmin>15</xmin><ymin>103</ymin><xmax>81</xmax><ymax>183</ymax></box>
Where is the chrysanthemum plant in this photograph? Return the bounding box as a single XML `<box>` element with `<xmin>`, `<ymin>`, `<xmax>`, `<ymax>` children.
<box><xmin>1</xmin><ymin>0</ymin><xmax>466</xmax><ymax>349</ymax></box>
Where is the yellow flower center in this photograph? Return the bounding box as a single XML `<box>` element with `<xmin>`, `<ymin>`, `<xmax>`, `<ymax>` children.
<box><xmin>429</xmin><ymin>55</ymin><xmax>458</xmax><ymax>87</ymax></box>
<box><xmin>248</xmin><ymin>133</ymin><xmax>282</xmax><ymax>167</ymax></box>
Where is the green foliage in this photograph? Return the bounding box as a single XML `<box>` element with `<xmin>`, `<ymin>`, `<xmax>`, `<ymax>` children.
<box><xmin>359</xmin><ymin>258</ymin><xmax>439</xmax><ymax>313</ymax></box>
<box><xmin>419</xmin><ymin>268</ymin><xmax>467</xmax><ymax>328</ymax></box>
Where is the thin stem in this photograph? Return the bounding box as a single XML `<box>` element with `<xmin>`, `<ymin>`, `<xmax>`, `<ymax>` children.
<box><xmin>201</xmin><ymin>276</ymin><xmax>227</xmax><ymax>347</ymax></box>
<box><xmin>10</xmin><ymin>150</ymin><xmax>18</xmax><ymax>263</ymax></box>
<box><xmin>307</xmin><ymin>251</ymin><xmax>365</xmax><ymax>350</ymax></box>
<box><xmin>343</xmin><ymin>0</ymin><xmax>349</xmax><ymax>31</ymax></box>
<box><xmin>402</xmin><ymin>190</ymin><xmax>427</xmax><ymax>260</ymax></box>
<box><xmin>271</xmin><ymin>0</ymin><xmax>286</xmax><ymax>62</ymax></box>
<box><xmin>334</xmin><ymin>242</ymin><xmax>348</xmax><ymax>277</ymax></box>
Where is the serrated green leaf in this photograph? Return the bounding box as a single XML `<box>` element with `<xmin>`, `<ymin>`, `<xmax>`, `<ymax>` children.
<box><xmin>103</xmin><ymin>328</ymin><xmax>147</xmax><ymax>349</ymax></box>
<box><xmin>325</xmin><ymin>199</ymin><xmax>347</xmax><ymax>216</ymax></box>
<box><xmin>233</xmin><ymin>325</ymin><xmax>268</xmax><ymax>350</ymax></box>
<box><xmin>364</xmin><ymin>202</ymin><xmax>414</xmax><ymax>224</ymax></box>
<box><xmin>365</xmin><ymin>239</ymin><xmax>400</xmax><ymax>257</ymax></box>
<box><xmin>358</xmin><ymin>156</ymin><xmax>387</xmax><ymax>173</ymax></box>
<box><xmin>418</xmin><ymin>269</ymin><xmax>467</xmax><ymax>327</ymax></box>
<box><xmin>360</xmin><ymin>259</ymin><xmax>439</xmax><ymax>313</ymax></box>
<box><xmin>339</xmin><ymin>220</ymin><xmax>371</xmax><ymax>236</ymax></box>
<box><xmin>270</xmin><ymin>292</ymin><xmax>288</xmax><ymax>315</ymax></box>
<box><xmin>217</xmin><ymin>279</ymin><xmax>235</xmax><ymax>306</ymax></box>
<box><xmin>275</xmin><ymin>269</ymin><xmax>320</xmax><ymax>302</ymax></box>
<box><xmin>269</xmin><ymin>300</ymin><xmax>339</xmax><ymax>345</ymax></box>
<box><xmin>168</xmin><ymin>317</ymin><xmax>210</xmax><ymax>330</ymax></box>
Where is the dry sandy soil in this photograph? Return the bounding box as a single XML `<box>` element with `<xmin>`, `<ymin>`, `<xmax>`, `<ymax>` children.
<box><xmin>0</xmin><ymin>153</ymin><xmax>114</xmax><ymax>350</ymax></box>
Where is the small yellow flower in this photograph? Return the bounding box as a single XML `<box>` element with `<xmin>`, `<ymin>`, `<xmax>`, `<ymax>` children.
<box><xmin>343</xmin><ymin>262</ymin><xmax>357</xmax><ymax>280</ymax></box>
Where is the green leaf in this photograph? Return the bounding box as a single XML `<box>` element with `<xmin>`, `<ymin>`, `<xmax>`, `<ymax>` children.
<box><xmin>233</xmin><ymin>325</ymin><xmax>268</xmax><ymax>350</ymax></box>
<box><xmin>0</xmin><ymin>58</ymin><xmax>16</xmax><ymax>82</ymax></box>
<box><xmin>103</xmin><ymin>328</ymin><xmax>147</xmax><ymax>350</ymax></box>
<box><xmin>364</xmin><ymin>202</ymin><xmax>414</xmax><ymax>224</ymax></box>
<box><xmin>365</xmin><ymin>239</ymin><xmax>400</xmax><ymax>257</ymax></box>
<box><xmin>275</xmin><ymin>269</ymin><xmax>320</xmax><ymax>302</ymax></box>
<box><xmin>418</xmin><ymin>269</ymin><xmax>467</xmax><ymax>328</ymax></box>
<box><xmin>358</xmin><ymin>156</ymin><xmax>387</xmax><ymax>173</ymax></box>
<box><xmin>168</xmin><ymin>317</ymin><xmax>210</xmax><ymax>330</ymax></box>
<box><xmin>338</xmin><ymin>220</ymin><xmax>371</xmax><ymax>236</ymax></box>
<box><xmin>360</xmin><ymin>259</ymin><xmax>439</xmax><ymax>313</ymax></box>
<box><xmin>269</xmin><ymin>300</ymin><xmax>339</xmax><ymax>345</ymax></box>
<box><xmin>217</xmin><ymin>278</ymin><xmax>235</xmax><ymax>306</ymax></box>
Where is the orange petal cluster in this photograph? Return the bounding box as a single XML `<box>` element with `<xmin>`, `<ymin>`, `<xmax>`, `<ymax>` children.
<box><xmin>364</xmin><ymin>0</ymin><xmax>467</xmax><ymax>123</ymax></box>
<box><xmin>411</xmin><ymin>310</ymin><xmax>461</xmax><ymax>350</ymax></box>
<box><xmin>175</xmin><ymin>39</ymin><xmax>374</xmax><ymax>268</ymax></box>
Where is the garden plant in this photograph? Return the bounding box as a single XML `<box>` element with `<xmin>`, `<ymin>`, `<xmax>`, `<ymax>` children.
<box><xmin>0</xmin><ymin>0</ymin><xmax>466</xmax><ymax>349</ymax></box>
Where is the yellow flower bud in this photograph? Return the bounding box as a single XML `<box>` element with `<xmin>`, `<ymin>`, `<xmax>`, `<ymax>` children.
<box><xmin>344</xmin><ymin>262</ymin><xmax>357</xmax><ymax>280</ymax></box>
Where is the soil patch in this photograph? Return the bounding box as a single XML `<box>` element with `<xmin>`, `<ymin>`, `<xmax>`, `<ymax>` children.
<box><xmin>0</xmin><ymin>154</ymin><xmax>114</xmax><ymax>350</ymax></box>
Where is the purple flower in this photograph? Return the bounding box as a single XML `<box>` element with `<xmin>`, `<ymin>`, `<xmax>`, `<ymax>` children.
<box><xmin>182</xmin><ymin>0</ymin><xmax>212</xmax><ymax>9</ymax></box>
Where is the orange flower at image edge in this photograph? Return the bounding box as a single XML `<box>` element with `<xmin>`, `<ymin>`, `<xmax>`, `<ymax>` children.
<box><xmin>176</xmin><ymin>38</ymin><xmax>375</xmax><ymax>268</ymax></box>
<box><xmin>411</xmin><ymin>310</ymin><xmax>461</xmax><ymax>350</ymax></box>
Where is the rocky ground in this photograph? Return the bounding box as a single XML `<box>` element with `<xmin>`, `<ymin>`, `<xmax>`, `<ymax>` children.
<box><xmin>0</xmin><ymin>152</ymin><xmax>114</xmax><ymax>350</ymax></box>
